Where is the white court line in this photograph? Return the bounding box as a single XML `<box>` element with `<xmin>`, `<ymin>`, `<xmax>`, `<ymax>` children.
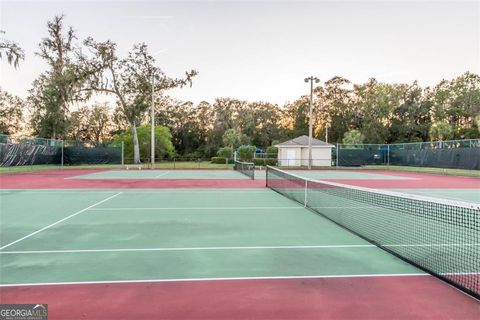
<box><xmin>0</xmin><ymin>192</ymin><xmax>122</xmax><ymax>251</ymax></box>
<box><xmin>2</xmin><ymin>243</ymin><xmax>477</xmax><ymax>255</ymax></box>
<box><xmin>90</xmin><ymin>206</ymin><xmax>302</xmax><ymax>211</ymax></box>
<box><xmin>310</xmin><ymin>206</ymin><xmax>377</xmax><ymax>209</ymax></box>
<box><xmin>0</xmin><ymin>190</ymin><xmax>273</xmax><ymax>194</ymax></box>
<box><xmin>0</xmin><ymin>244</ymin><xmax>377</xmax><ymax>254</ymax></box>
<box><xmin>395</xmin><ymin>190</ymin><xmax>480</xmax><ymax>194</ymax></box>
<box><xmin>63</xmin><ymin>172</ymin><xmax>113</xmax><ymax>180</ymax></box>
<box><xmin>0</xmin><ymin>273</ymin><xmax>429</xmax><ymax>287</ymax></box>
<box><xmin>155</xmin><ymin>171</ymin><xmax>170</xmax><ymax>178</ymax></box>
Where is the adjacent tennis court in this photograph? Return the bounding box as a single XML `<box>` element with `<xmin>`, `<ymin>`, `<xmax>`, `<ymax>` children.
<box><xmin>0</xmin><ymin>168</ymin><xmax>478</xmax><ymax>319</ymax></box>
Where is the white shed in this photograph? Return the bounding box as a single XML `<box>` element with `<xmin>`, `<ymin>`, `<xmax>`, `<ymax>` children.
<box><xmin>276</xmin><ymin>135</ymin><xmax>334</xmax><ymax>167</ymax></box>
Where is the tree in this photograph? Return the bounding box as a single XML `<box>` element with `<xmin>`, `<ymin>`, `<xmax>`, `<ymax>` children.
<box><xmin>266</xmin><ymin>145</ymin><xmax>278</xmax><ymax>155</ymax></box>
<box><xmin>0</xmin><ymin>89</ymin><xmax>24</xmax><ymax>134</ymax></box>
<box><xmin>83</xmin><ymin>38</ymin><xmax>197</xmax><ymax>163</ymax></box>
<box><xmin>236</xmin><ymin>145</ymin><xmax>256</xmax><ymax>161</ymax></box>
<box><xmin>476</xmin><ymin>114</ymin><xmax>480</xmax><ymax>133</ymax></box>
<box><xmin>0</xmin><ymin>30</ymin><xmax>25</xmax><ymax>68</ymax></box>
<box><xmin>217</xmin><ymin>147</ymin><xmax>233</xmax><ymax>159</ymax></box>
<box><xmin>248</xmin><ymin>101</ymin><xmax>283</xmax><ymax>148</ymax></box>
<box><xmin>431</xmin><ymin>72</ymin><xmax>480</xmax><ymax>139</ymax></box>
<box><xmin>429</xmin><ymin>121</ymin><xmax>453</xmax><ymax>141</ymax></box>
<box><xmin>154</xmin><ymin>98</ymin><xmax>204</xmax><ymax>156</ymax></box>
<box><xmin>283</xmin><ymin>97</ymin><xmax>309</xmax><ymax>138</ymax></box>
<box><xmin>68</xmin><ymin>106</ymin><xmax>91</xmax><ymax>141</ymax></box>
<box><xmin>352</xmin><ymin>79</ymin><xmax>392</xmax><ymax>143</ymax></box>
<box><xmin>192</xmin><ymin>101</ymin><xmax>215</xmax><ymax>156</ymax></box>
<box><xmin>222</xmin><ymin>129</ymin><xmax>241</xmax><ymax>148</ymax></box>
<box><xmin>89</xmin><ymin>103</ymin><xmax>111</xmax><ymax>143</ymax></box>
<box><xmin>29</xmin><ymin>15</ymin><xmax>90</xmax><ymax>139</ymax></box>
<box><xmin>342</xmin><ymin>129</ymin><xmax>365</xmax><ymax>144</ymax></box>
<box><xmin>318</xmin><ymin>76</ymin><xmax>352</xmax><ymax>143</ymax></box>
<box><xmin>389</xmin><ymin>82</ymin><xmax>431</xmax><ymax>143</ymax></box>
<box><xmin>67</xmin><ymin>103</ymin><xmax>111</xmax><ymax>142</ymax></box>
<box><xmin>113</xmin><ymin>125</ymin><xmax>175</xmax><ymax>162</ymax></box>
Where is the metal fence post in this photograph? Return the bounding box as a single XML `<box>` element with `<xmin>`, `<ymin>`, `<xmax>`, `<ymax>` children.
<box><xmin>336</xmin><ymin>143</ymin><xmax>339</xmax><ymax>168</ymax></box>
<box><xmin>387</xmin><ymin>144</ymin><xmax>390</xmax><ymax>166</ymax></box>
<box><xmin>61</xmin><ymin>140</ymin><xmax>64</xmax><ymax>169</ymax></box>
<box><xmin>121</xmin><ymin>141</ymin><xmax>124</xmax><ymax>166</ymax></box>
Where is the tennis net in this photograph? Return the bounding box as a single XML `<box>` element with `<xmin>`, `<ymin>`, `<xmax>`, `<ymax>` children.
<box><xmin>234</xmin><ymin>160</ymin><xmax>255</xmax><ymax>180</ymax></box>
<box><xmin>266</xmin><ymin>166</ymin><xmax>479</xmax><ymax>299</ymax></box>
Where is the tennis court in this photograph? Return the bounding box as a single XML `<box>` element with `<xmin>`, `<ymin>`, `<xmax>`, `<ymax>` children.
<box><xmin>0</xmin><ymin>168</ymin><xmax>479</xmax><ymax>319</ymax></box>
<box><xmin>69</xmin><ymin>169</ymin><xmax>251</xmax><ymax>180</ymax></box>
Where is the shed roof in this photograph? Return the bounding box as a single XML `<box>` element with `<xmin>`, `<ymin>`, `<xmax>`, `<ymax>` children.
<box><xmin>276</xmin><ymin>135</ymin><xmax>334</xmax><ymax>147</ymax></box>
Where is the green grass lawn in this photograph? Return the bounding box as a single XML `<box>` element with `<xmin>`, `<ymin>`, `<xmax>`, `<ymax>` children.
<box><xmin>0</xmin><ymin>162</ymin><xmax>233</xmax><ymax>174</ymax></box>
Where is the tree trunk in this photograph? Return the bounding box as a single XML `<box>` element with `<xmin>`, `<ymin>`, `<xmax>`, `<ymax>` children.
<box><xmin>132</xmin><ymin>122</ymin><xmax>141</xmax><ymax>164</ymax></box>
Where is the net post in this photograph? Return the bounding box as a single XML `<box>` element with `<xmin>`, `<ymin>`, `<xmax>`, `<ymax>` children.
<box><xmin>304</xmin><ymin>179</ymin><xmax>308</xmax><ymax>207</ymax></box>
<box><xmin>265</xmin><ymin>166</ymin><xmax>268</xmax><ymax>187</ymax></box>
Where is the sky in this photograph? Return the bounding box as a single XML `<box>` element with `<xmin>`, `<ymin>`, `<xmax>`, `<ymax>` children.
<box><xmin>0</xmin><ymin>0</ymin><xmax>479</xmax><ymax>106</ymax></box>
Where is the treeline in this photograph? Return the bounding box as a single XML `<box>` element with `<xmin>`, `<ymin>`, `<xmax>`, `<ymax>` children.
<box><xmin>1</xmin><ymin>16</ymin><xmax>479</xmax><ymax>161</ymax></box>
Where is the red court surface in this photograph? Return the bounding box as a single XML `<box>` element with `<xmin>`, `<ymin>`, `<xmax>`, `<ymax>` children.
<box><xmin>0</xmin><ymin>169</ymin><xmax>266</xmax><ymax>189</ymax></box>
<box><xmin>329</xmin><ymin>170</ymin><xmax>480</xmax><ymax>189</ymax></box>
<box><xmin>1</xmin><ymin>276</ymin><xmax>479</xmax><ymax>320</ymax></box>
<box><xmin>0</xmin><ymin>169</ymin><xmax>478</xmax><ymax>189</ymax></box>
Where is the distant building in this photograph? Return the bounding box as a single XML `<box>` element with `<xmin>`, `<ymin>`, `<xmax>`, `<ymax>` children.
<box><xmin>276</xmin><ymin>135</ymin><xmax>334</xmax><ymax>167</ymax></box>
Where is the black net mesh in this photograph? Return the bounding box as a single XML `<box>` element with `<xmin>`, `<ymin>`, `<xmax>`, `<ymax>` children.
<box><xmin>337</xmin><ymin>139</ymin><xmax>480</xmax><ymax>170</ymax></box>
<box><xmin>389</xmin><ymin>147</ymin><xmax>480</xmax><ymax>170</ymax></box>
<box><xmin>63</xmin><ymin>141</ymin><xmax>122</xmax><ymax>165</ymax></box>
<box><xmin>0</xmin><ymin>136</ymin><xmax>123</xmax><ymax>166</ymax></box>
<box><xmin>266</xmin><ymin>166</ymin><xmax>480</xmax><ymax>299</ymax></box>
<box><xmin>337</xmin><ymin>144</ymin><xmax>388</xmax><ymax>166</ymax></box>
<box><xmin>234</xmin><ymin>160</ymin><xmax>255</xmax><ymax>180</ymax></box>
<box><xmin>0</xmin><ymin>137</ymin><xmax>62</xmax><ymax>166</ymax></box>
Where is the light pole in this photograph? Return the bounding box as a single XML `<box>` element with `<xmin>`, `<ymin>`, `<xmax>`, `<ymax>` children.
<box><xmin>150</xmin><ymin>51</ymin><xmax>164</xmax><ymax>169</ymax></box>
<box><xmin>151</xmin><ymin>72</ymin><xmax>155</xmax><ymax>169</ymax></box>
<box><xmin>304</xmin><ymin>76</ymin><xmax>320</xmax><ymax>169</ymax></box>
<box><xmin>325</xmin><ymin>115</ymin><xmax>330</xmax><ymax>144</ymax></box>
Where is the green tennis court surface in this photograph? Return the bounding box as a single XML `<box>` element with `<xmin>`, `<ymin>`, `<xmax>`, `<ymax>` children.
<box><xmin>69</xmin><ymin>169</ymin><xmax>418</xmax><ymax>180</ymax></box>
<box><xmin>70</xmin><ymin>170</ymin><xmax>250</xmax><ymax>179</ymax></box>
<box><xmin>0</xmin><ymin>189</ymin><xmax>423</xmax><ymax>285</ymax></box>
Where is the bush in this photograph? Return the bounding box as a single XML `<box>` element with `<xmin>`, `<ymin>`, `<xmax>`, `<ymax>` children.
<box><xmin>217</xmin><ymin>146</ymin><xmax>233</xmax><ymax>159</ymax></box>
<box><xmin>113</xmin><ymin>125</ymin><xmax>175</xmax><ymax>161</ymax></box>
<box><xmin>429</xmin><ymin>121</ymin><xmax>453</xmax><ymax>141</ymax></box>
<box><xmin>342</xmin><ymin>129</ymin><xmax>365</xmax><ymax>145</ymax></box>
<box><xmin>253</xmin><ymin>158</ymin><xmax>277</xmax><ymax>166</ymax></box>
<box><xmin>456</xmin><ymin>127</ymin><xmax>479</xmax><ymax>140</ymax></box>
<box><xmin>211</xmin><ymin>156</ymin><xmax>230</xmax><ymax>164</ymax></box>
<box><xmin>182</xmin><ymin>151</ymin><xmax>204</xmax><ymax>159</ymax></box>
<box><xmin>266</xmin><ymin>146</ymin><xmax>278</xmax><ymax>154</ymax></box>
<box><xmin>237</xmin><ymin>145</ymin><xmax>256</xmax><ymax>161</ymax></box>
